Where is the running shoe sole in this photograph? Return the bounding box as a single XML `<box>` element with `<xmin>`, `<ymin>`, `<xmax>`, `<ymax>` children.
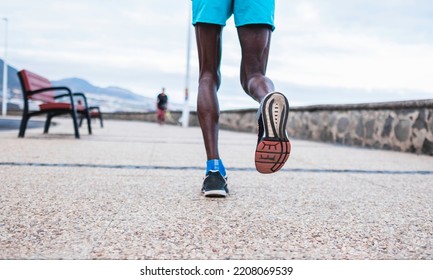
<box><xmin>203</xmin><ymin>189</ymin><xmax>228</xmax><ymax>198</ymax></box>
<box><xmin>255</xmin><ymin>92</ymin><xmax>291</xmax><ymax>174</ymax></box>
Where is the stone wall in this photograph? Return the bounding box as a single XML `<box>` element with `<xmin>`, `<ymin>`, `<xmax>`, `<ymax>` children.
<box><xmin>98</xmin><ymin>100</ymin><xmax>433</xmax><ymax>155</ymax></box>
<box><xmin>7</xmin><ymin>99</ymin><xmax>433</xmax><ymax>155</ymax></box>
<box><xmin>102</xmin><ymin>111</ymin><xmax>194</xmax><ymax>126</ymax></box>
<box><xmin>287</xmin><ymin>100</ymin><xmax>433</xmax><ymax>155</ymax></box>
<box><xmin>216</xmin><ymin>100</ymin><xmax>433</xmax><ymax>156</ymax></box>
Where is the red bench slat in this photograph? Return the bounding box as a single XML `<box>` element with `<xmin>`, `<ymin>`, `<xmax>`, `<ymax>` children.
<box><xmin>20</xmin><ymin>70</ymin><xmax>56</xmax><ymax>103</ymax></box>
<box><xmin>39</xmin><ymin>103</ymin><xmax>86</xmax><ymax>111</ymax></box>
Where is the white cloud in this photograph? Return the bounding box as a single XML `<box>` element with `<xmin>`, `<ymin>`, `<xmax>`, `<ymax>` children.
<box><xmin>268</xmin><ymin>0</ymin><xmax>433</xmax><ymax>106</ymax></box>
<box><xmin>271</xmin><ymin>31</ymin><xmax>433</xmax><ymax>91</ymax></box>
<box><xmin>295</xmin><ymin>1</ymin><xmax>320</xmax><ymax>23</ymax></box>
<box><xmin>1</xmin><ymin>0</ymin><xmax>433</xmax><ymax>108</ymax></box>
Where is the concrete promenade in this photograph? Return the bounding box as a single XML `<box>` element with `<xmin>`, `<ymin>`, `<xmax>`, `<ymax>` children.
<box><xmin>0</xmin><ymin>116</ymin><xmax>432</xmax><ymax>260</ymax></box>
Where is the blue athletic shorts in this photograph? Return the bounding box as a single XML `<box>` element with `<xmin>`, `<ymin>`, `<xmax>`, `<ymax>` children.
<box><xmin>192</xmin><ymin>0</ymin><xmax>275</xmax><ymax>30</ymax></box>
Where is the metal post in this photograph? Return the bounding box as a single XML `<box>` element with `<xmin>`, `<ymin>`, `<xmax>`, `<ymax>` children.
<box><xmin>181</xmin><ymin>2</ymin><xmax>192</xmax><ymax>128</ymax></box>
<box><xmin>1</xmin><ymin>18</ymin><xmax>8</xmax><ymax>116</ymax></box>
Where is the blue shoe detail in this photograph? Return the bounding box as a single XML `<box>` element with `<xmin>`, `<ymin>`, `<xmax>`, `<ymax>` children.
<box><xmin>206</xmin><ymin>159</ymin><xmax>226</xmax><ymax>177</ymax></box>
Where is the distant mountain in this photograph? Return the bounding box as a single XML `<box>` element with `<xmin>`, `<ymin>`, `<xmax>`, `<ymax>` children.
<box><xmin>51</xmin><ymin>77</ymin><xmax>158</xmax><ymax>112</ymax></box>
<box><xmin>0</xmin><ymin>60</ymin><xmax>179</xmax><ymax>112</ymax></box>
<box><xmin>0</xmin><ymin>59</ymin><xmax>20</xmax><ymax>92</ymax></box>
<box><xmin>52</xmin><ymin>78</ymin><xmax>149</xmax><ymax>101</ymax></box>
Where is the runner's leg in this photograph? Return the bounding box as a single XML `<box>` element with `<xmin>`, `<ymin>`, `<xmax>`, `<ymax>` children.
<box><xmin>237</xmin><ymin>24</ymin><xmax>275</xmax><ymax>102</ymax></box>
<box><xmin>195</xmin><ymin>23</ymin><xmax>223</xmax><ymax>160</ymax></box>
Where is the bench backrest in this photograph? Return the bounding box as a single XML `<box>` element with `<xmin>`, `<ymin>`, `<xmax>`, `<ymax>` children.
<box><xmin>18</xmin><ymin>69</ymin><xmax>55</xmax><ymax>103</ymax></box>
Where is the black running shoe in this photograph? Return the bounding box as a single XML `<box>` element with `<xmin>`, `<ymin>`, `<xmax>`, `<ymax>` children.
<box><xmin>201</xmin><ymin>171</ymin><xmax>229</xmax><ymax>197</ymax></box>
<box><xmin>255</xmin><ymin>92</ymin><xmax>291</xmax><ymax>174</ymax></box>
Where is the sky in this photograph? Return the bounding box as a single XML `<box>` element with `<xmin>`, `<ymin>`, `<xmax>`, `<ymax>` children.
<box><xmin>1</xmin><ymin>0</ymin><xmax>433</xmax><ymax>109</ymax></box>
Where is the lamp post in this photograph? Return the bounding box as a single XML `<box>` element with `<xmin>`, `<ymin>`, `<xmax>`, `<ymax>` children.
<box><xmin>1</xmin><ymin>17</ymin><xmax>8</xmax><ymax>116</ymax></box>
<box><xmin>181</xmin><ymin>3</ymin><xmax>192</xmax><ymax>128</ymax></box>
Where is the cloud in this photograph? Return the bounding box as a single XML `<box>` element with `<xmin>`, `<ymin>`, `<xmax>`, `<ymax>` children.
<box><xmin>295</xmin><ymin>1</ymin><xmax>320</xmax><ymax>23</ymax></box>
<box><xmin>271</xmin><ymin>31</ymin><xmax>433</xmax><ymax>89</ymax></box>
<box><xmin>1</xmin><ymin>0</ymin><xmax>432</xmax><ymax>109</ymax></box>
<box><xmin>269</xmin><ymin>0</ymin><xmax>433</xmax><ymax>105</ymax></box>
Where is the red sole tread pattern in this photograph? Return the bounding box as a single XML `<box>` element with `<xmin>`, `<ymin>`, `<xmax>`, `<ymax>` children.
<box><xmin>255</xmin><ymin>139</ymin><xmax>291</xmax><ymax>173</ymax></box>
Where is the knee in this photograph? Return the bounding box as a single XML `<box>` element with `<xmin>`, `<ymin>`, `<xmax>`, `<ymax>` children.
<box><xmin>199</xmin><ymin>71</ymin><xmax>221</xmax><ymax>90</ymax></box>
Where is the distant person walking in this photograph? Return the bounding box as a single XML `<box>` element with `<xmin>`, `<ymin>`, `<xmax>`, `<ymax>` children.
<box><xmin>156</xmin><ymin>88</ymin><xmax>168</xmax><ymax>125</ymax></box>
<box><xmin>193</xmin><ymin>0</ymin><xmax>291</xmax><ymax>197</ymax></box>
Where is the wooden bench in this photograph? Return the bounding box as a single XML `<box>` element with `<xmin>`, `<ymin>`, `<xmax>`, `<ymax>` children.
<box><xmin>17</xmin><ymin>69</ymin><xmax>92</xmax><ymax>138</ymax></box>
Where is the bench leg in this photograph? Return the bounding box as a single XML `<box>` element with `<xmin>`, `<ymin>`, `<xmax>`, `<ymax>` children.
<box><xmin>99</xmin><ymin>114</ymin><xmax>104</xmax><ymax>128</ymax></box>
<box><xmin>18</xmin><ymin>115</ymin><xmax>30</xmax><ymax>138</ymax></box>
<box><xmin>86</xmin><ymin>111</ymin><xmax>92</xmax><ymax>135</ymax></box>
<box><xmin>71</xmin><ymin>111</ymin><xmax>80</xmax><ymax>139</ymax></box>
<box><xmin>94</xmin><ymin>107</ymin><xmax>103</xmax><ymax>128</ymax></box>
<box><xmin>79</xmin><ymin>114</ymin><xmax>84</xmax><ymax>127</ymax></box>
<box><xmin>44</xmin><ymin>114</ymin><xmax>53</xmax><ymax>134</ymax></box>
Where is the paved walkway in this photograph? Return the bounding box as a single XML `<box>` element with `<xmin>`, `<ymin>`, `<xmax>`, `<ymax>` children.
<box><xmin>0</xmin><ymin>116</ymin><xmax>432</xmax><ymax>259</ymax></box>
